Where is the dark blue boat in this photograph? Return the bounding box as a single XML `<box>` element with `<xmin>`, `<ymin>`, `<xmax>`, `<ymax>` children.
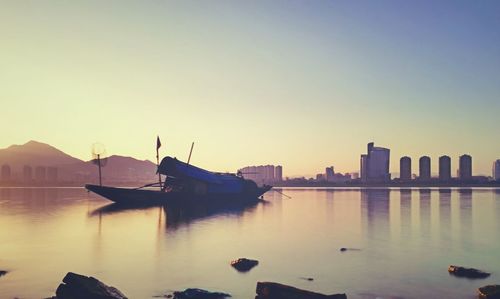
<box><xmin>86</xmin><ymin>156</ymin><xmax>271</xmax><ymax>204</ymax></box>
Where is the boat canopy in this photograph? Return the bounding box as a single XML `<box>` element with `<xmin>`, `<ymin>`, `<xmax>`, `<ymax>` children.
<box><xmin>158</xmin><ymin>156</ymin><xmax>224</xmax><ymax>184</ymax></box>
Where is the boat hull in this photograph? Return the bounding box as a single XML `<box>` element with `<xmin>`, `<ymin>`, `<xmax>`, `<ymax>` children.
<box><xmin>85</xmin><ymin>184</ymin><xmax>271</xmax><ymax>205</ymax></box>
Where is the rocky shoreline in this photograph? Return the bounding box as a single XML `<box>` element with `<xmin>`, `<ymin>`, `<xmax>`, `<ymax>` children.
<box><xmin>2</xmin><ymin>261</ymin><xmax>498</xmax><ymax>298</ymax></box>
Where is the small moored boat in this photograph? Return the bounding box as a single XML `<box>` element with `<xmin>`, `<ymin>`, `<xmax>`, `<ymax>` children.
<box><xmin>86</xmin><ymin>156</ymin><xmax>271</xmax><ymax>205</ymax></box>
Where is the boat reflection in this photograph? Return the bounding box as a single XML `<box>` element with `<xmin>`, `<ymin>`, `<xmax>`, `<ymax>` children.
<box><xmin>89</xmin><ymin>199</ymin><xmax>262</xmax><ymax>232</ymax></box>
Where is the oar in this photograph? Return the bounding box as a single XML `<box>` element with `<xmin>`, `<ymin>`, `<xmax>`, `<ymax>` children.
<box><xmin>272</xmin><ymin>188</ymin><xmax>292</xmax><ymax>199</ymax></box>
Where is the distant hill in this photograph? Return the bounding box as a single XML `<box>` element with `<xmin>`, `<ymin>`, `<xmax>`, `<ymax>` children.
<box><xmin>0</xmin><ymin>140</ymin><xmax>83</xmax><ymax>167</ymax></box>
<box><xmin>0</xmin><ymin>140</ymin><xmax>157</xmax><ymax>185</ymax></box>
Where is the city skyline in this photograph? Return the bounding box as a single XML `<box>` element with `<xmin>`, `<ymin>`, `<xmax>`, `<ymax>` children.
<box><xmin>1</xmin><ymin>1</ymin><xmax>500</xmax><ymax>176</ymax></box>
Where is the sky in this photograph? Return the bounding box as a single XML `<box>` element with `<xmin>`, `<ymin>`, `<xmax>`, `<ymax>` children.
<box><xmin>1</xmin><ymin>1</ymin><xmax>499</xmax><ymax>177</ymax></box>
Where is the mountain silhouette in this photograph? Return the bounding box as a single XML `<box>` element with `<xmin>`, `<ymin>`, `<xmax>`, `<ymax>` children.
<box><xmin>0</xmin><ymin>140</ymin><xmax>157</xmax><ymax>185</ymax></box>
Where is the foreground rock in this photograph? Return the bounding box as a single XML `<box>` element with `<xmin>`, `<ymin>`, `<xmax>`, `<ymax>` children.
<box><xmin>256</xmin><ymin>282</ymin><xmax>347</xmax><ymax>299</ymax></box>
<box><xmin>0</xmin><ymin>270</ymin><xmax>7</xmax><ymax>277</ymax></box>
<box><xmin>479</xmin><ymin>285</ymin><xmax>500</xmax><ymax>299</ymax></box>
<box><xmin>230</xmin><ymin>258</ymin><xmax>259</xmax><ymax>272</ymax></box>
<box><xmin>55</xmin><ymin>272</ymin><xmax>127</xmax><ymax>299</ymax></box>
<box><xmin>173</xmin><ymin>288</ymin><xmax>230</xmax><ymax>299</ymax></box>
<box><xmin>448</xmin><ymin>265</ymin><xmax>491</xmax><ymax>279</ymax></box>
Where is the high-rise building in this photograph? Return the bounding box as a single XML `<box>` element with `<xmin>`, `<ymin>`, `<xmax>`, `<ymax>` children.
<box><xmin>400</xmin><ymin>156</ymin><xmax>411</xmax><ymax>181</ymax></box>
<box><xmin>325</xmin><ymin>166</ymin><xmax>335</xmax><ymax>181</ymax></box>
<box><xmin>35</xmin><ymin>166</ymin><xmax>46</xmax><ymax>182</ymax></box>
<box><xmin>275</xmin><ymin>165</ymin><xmax>283</xmax><ymax>182</ymax></box>
<box><xmin>1</xmin><ymin>164</ymin><xmax>11</xmax><ymax>181</ymax></box>
<box><xmin>493</xmin><ymin>160</ymin><xmax>500</xmax><ymax>181</ymax></box>
<box><xmin>47</xmin><ymin>167</ymin><xmax>58</xmax><ymax>183</ymax></box>
<box><xmin>23</xmin><ymin>165</ymin><xmax>33</xmax><ymax>182</ymax></box>
<box><xmin>459</xmin><ymin>154</ymin><xmax>472</xmax><ymax>180</ymax></box>
<box><xmin>439</xmin><ymin>155</ymin><xmax>451</xmax><ymax>181</ymax></box>
<box><xmin>419</xmin><ymin>156</ymin><xmax>431</xmax><ymax>181</ymax></box>
<box><xmin>239</xmin><ymin>164</ymin><xmax>280</xmax><ymax>184</ymax></box>
<box><xmin>360</xmin><ymin>142</ymin><xmax>390</xmax><ymax>182</ymax></box>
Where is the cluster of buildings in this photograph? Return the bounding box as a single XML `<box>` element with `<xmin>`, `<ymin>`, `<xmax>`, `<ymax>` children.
<box><xmin>398</xmin><ymin>154</ymin><xmax>473</xmax><ymax>182</ymax></box>
<box><xmin>0</xmin><ymin>164</ymin><xmax>59</xmax><ymax>183</ymax></box>
<box><xmin>238</xmin><ymin>165</ymin><xmax>283</xmax><ymax>185</ymax></box>
<box><xmin>357</xmin><ymin>142</ymin><xmax>499</xmax><ymax>183</ymax></box>
<box><xmin>315</xmin><ymin>166</ymin><xmax>352</xmax><ymax>183</ymax></box>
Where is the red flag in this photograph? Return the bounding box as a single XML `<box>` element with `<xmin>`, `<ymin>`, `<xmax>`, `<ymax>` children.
<box><xmin>156</xmin><ymin>136</ymin><xmax>162</xmax><ymax>151</ymax></box>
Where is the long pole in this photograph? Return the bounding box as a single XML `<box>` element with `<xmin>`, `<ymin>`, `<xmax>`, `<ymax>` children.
<box><xmin>97</xmin><ymin>154</ymin><xmax>102</xmax><ymax>186</ymax></box>
<box><xmin>156</xmin><ymin>143</ymin><xmax>162</xmax><ymax>189</ymax></box>
<box><xmin>187</xmin><ymin>142</ymin><xmax>194</xmax><ymax>165</ymax></box>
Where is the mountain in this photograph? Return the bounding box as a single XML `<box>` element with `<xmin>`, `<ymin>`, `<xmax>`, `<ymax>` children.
<box><xmin>0</xmin><ymin>140</ymin><xmax>83</xmax><ymax>168</ymax></box>
<box><xmin>0</xmin><ymin>140</ymin><xmax>157</xmax><ymax>184</ymax></box>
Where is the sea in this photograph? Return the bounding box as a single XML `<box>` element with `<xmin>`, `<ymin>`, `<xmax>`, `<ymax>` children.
<box><xmin>0</xmin><ymin>187</ymin><xmax>499</xmax><ymax>299</ymax></box>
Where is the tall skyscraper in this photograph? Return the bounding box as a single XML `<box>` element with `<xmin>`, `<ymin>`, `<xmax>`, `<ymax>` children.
<box><xmin>275</xmin><ymin>165</ymin><xmax>283</xmax><ymax>182</ymax></box>
<box><xmin>493</xmin><ymin>160</ymin><xmax>500</xmax><ymax>181</ymax></box>
<box><xmin>399</xmin><ymin>156</ymin><xmax>411</xmax><ymax>181</ymax></box>
<box><xmin>439</xmin><ymin>155</ymin><xmax>451</xmax><ymax>181</ymax></box>
<box><xmin>459</xmin><ymin>154</ymin><xmax>472</xmax><ymax>180</ymax></box>
<box><xmin>360</xmin><ymin>142</ymin><xmax>390</xmax><ymax>182</ymax></box>
<box><xmin>325</xmin><ymin>166</ymin><xmax>334</xmax><ymax>181</ymax></box>
<box><xmin>23</xmin><ymin>165</ymin><xmax>33</xmax><ymax>182</ymax></box>
<box><xmin>419</xmin><ymin>156</ymin><xmax>431</xmax><ymax>181</ymax></box>
<box><xmin>47</xmin><ymin>167</ymin><xmax>58</xmax><ymax>183</ymax></box>
<box><xmin>35</xmin><ymin>166</ymin><xmax>46</xmax><ymax>182</ymax></box>
<box><xmin>1</xmin><ymin>164</ymin><xmax>11</xmax><ymax>181</ymax></box>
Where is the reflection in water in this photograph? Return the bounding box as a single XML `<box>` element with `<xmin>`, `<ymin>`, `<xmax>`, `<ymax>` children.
<box><xmin>90</xmin><ymin>200</ymin><xmax>261</xmax><ymax>233</ymax></box>
<box><xmin>361</xmin><ymin>189</ymin><xmax>390</xmax><ymax>240</ymax></box>
<box><xmin>2</xmin><ymin>188</ymin><xmax>500</xmax><ymax>299</ymax></box>
<box><xmin>419</xmin><ymin>190</ymin><xmax>431</xmax><ymax>236</ymax></box>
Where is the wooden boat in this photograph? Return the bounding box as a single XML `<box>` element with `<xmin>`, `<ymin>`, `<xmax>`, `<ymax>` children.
<box><xmin>86</xmin><ymin>156</ymin><xmax>272</xmax><ymax>205</ymax></box>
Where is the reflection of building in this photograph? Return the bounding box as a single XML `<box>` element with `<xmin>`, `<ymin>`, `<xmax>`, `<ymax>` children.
<box><xmin>360</xmin><ymin>142</ymin><xmax>390</xmax><ymax>182</ymax></box>
<box><xmin>35</xmin><ymin>166</ymin><xmax>46</xmax><ymax>182</ymax></box>
<box><xmin>459</xmin><ymin>154</ymin><xmax>472</xmax><ymax>180</ymax></box>
<box><xmin>493</xmin><ymin>160</ymin><xmax>500</xmax><ymax>181</ymax></box>
<box><xmin>419</xmin><ymin>156</ymin><xmax>431</xmax><ymax>181</ymax></box>
<box><xmin>23</xmin><ymin>165</ymin><xmax>33</xmax><ymax>182</ymax></box>
<box><xmin>400</xmin><ymin>156</ymin><xmax>411</xmax><ymax>181</ymax></box>
<box><xmin>1</xmin><ymin>164</ymin><xmax>11</xmax><ymax>181</ymax></box>
<box><xmin>47</xmin><ymin>167</ymin><xmax>58</xmax><ymax>182</ymax></box>
<box><xmin>439</xmin><ymin>155</ymin><xmax>451</xmax><ymax>181</ymax></box>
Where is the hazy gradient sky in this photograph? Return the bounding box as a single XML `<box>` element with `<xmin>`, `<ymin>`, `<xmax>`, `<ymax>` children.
<box><xmin>1</xmin><ymin>1</ymin><xmax>499</xmax><ymax>177</ymax></box>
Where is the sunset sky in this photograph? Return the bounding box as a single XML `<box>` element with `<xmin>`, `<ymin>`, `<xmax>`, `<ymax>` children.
<box><xmin>1</xmin><ymin>1</ymin><xmax>499</xmax><ymax>177</ymax></box>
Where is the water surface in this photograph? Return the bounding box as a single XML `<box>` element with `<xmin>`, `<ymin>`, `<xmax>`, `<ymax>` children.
<box><xmin>0</xmin><ymin>187</ymin><xmax>499</xmax><ymax>298</ymax></box>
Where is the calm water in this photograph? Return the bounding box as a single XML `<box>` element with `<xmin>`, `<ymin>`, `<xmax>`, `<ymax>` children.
<box><xmin>1</xmin><ymin>187</ymin><xmax>499</xmax><ymax>299</ymax></box>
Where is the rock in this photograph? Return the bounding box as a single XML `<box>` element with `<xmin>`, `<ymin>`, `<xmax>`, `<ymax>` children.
<box><xmin>55</xmin><ymin>272</ymin><xmax>127</xmax><ymax>299</ymax></box>
<box><xmin>230</xmin><ymin>258</ymin><xmax>259</xmax><ymax>272</ymax></box>
<box><xmin>478</xmin><ymin>285</ymin><xmax>500</xmax><ymax>299</ymax></box>
<box><xmin>448</xmin><ymin>265</ymin><xmax>490</xmax><ymax>279</ymax></box>
<box><xmin>173</xmin><ymin>288</ymin><xmax>230</xmax><ymax>299</ymax></box>
<box><xmin>256</xmin><ymin>282</ymin><xmax>347</xmax><ymax>299</ymax></box>
<box><xmin>0</xmin><ymin>270</ymin><xmax>7</xmax><ymax>277</ymax></box>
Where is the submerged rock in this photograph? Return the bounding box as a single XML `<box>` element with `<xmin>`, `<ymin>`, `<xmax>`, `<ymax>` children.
<box><xmin>230</xmin><ymin>258</ymin><xmax>259</xmax><ymax>272</ymax></box>
<box><xmin>256</xmin><ymin>282</ymin><xmax>347</xmax><ymax>299</ymax></box>
<box><xmin>173</xmin><ymin>288</ymin><xmax>230</xmax><ymax>299</ymax></box>
<box><xmin>0</xmin><ymin>270</ymin><xmax>7</xmax><ymax>277</ymax></box>
<box><xmin>478</xmin><ymin>285</ymin><xmax>500</xmax><ymax>299</ymax></box>
<box><xmin>55</xmin><ymin>272</ymin><xmax>127</xmax><ymax>299</ymax></box>
<box><xmin>448</xmin><ymin>265</ymin><xmax>490</xmax><ymax>279</ymax></box>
